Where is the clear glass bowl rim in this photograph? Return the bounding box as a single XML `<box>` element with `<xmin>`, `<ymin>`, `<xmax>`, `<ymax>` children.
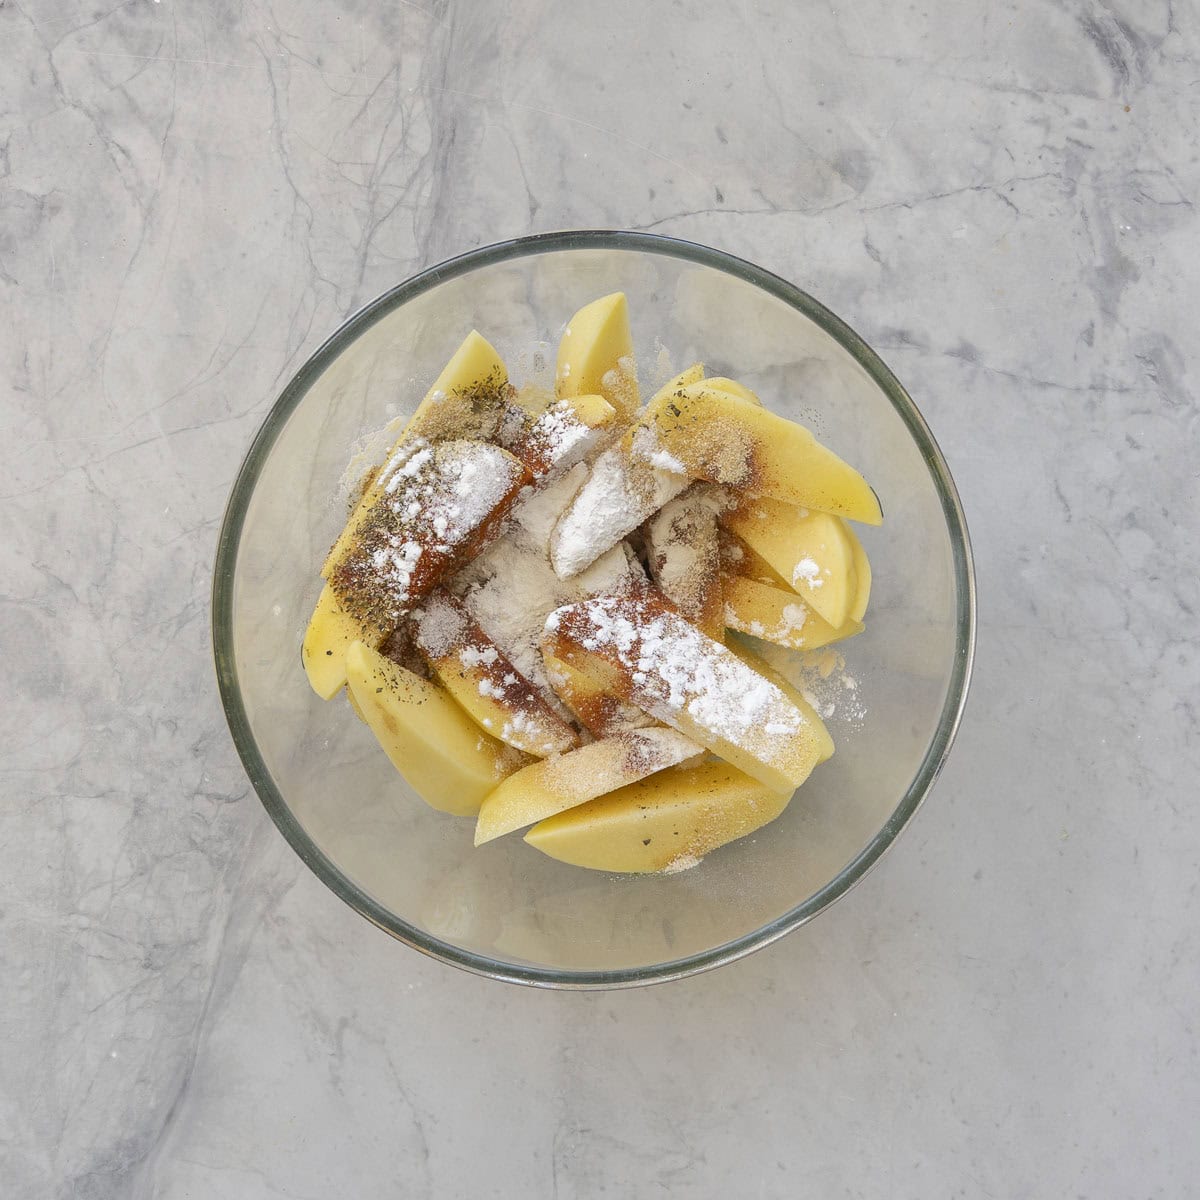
<box><xmin>211</xmin><ymin>229</ymin><xmax>977</xmax><ymax>990</ymax></box>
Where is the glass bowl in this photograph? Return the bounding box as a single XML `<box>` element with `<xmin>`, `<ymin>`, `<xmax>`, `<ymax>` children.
<box><xmin>212</xmin><ymin>231</ymin><xmax>976</xmax><ymax>988</ymax></box>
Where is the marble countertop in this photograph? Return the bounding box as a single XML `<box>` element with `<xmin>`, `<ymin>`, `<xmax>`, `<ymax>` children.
<box><xmin>4</xmin><ymin>0</ymin><xmax>1198</xmax><ymax>1195</ymax></box>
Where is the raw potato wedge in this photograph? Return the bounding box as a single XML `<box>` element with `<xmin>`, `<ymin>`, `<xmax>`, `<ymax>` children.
<box><xmin>549</xmin><ymin>434</ymin><xmax>688</xmax><ymax>579</ymax></box>
<box><xmin>701</xmin><ymin>376</ymin><xmax>763</xmax><ymax>406</ymax></box>
<box><xmin>845</xmin><ymin>521</ymin><xmax>872</xmax><ymax>623</ymax></box>
<box><xmin>543</xmin><ymin>648</ymin><xmax>656</xmax><ymax>738</ymax></box>
<box><xmin>544</xmin><ymin>590</ymin><xmax>826</xmax><ymax>794</ymax></box>
<box><xmin>725</xmin><ymin>640</ymin><xmax>834</xmax><ymax>764</ymax></box>
<box><xmin>647</xmin><ymin>362</ymin><xmax>705</xmax><ymax>406</ymax></box>
<box><xmin>503</xmin><ymin>394</ymin><xmax>619</xmax><ymax>480</ymax></box>
<box><xmin>524</xmin><ymin>760</ymin><xmax>789</xmax><ymax>873</ymax></box>
<box><xmin>556</xmin><ymin>292</ymin><xmax>639</xmax><ymax>419</ymax></box>
<box><xmin>414</xmin><ymin>590</ymin><xmax>579</xmax><ymax>757</ymax></box>
<box><xmin>323</xmin><ymin>332</ymin><xmax>510</xmax><ymax>578</ymax></box>
<box><xmin>643</xmin><ymin>384</ymin><xmax>882</xmax><ymax>525</ymax></box>
<box><xmin>345</xmin><ymin>641</ymin><xmax>523</xmax><ymax>816</ymax></box>
<box><xmin>303</xmin><ymin>581</ymin><xmax>386</xmax><ymax>699</ymax></box>
<box><xmin>644</xmin><ymin>486</ymin><xmax>725</xmax><ymax>640</ymax></box>
<box><xmin>328</xmin><ymin>440</ymin><xmax>529</xmax><ymax>630</ymax></box>
<box><xmin>719</xmin><ymin>529</ymin><xmax>791</xmax><ymax>589</ymax></box>
<box><xmin>474</xmin><ymin>727</ymin><xmax>703</xmax><ymax>845</ymax></box>
<box><xmin>723</xmin><ymin>575</ymin><xmax>863</xmax><ymax>651</ymax></box>
<box><xmin>723</xmin><ymin>498</ymin><xmax>858</xmax><ymax>628</ymax></box>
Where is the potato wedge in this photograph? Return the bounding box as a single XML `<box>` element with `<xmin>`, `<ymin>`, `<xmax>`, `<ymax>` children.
<box><xmin>323</xmin><ymin>332</ymin><xmax>509</xmax><ymax>577</ymax></box>
<box><xmin>524</xmin><ymin>760</ymin><xmax>789</xmax><ymax>873</ymax></box>
<box><xmin>474</xmin><ymin>727</ymin><xmax>702</xmax><ymax>845</ymax></box>
<box><xmin>647</xmin><ymin>362</ymin><xmax>704</xmax><ymax>406</ymax></box>
<box><xmin>724</xmin><ymin>640</ymin><xmax>834</xmax><ymax>763</ymax></box>
<box><xmin>718</xmin><ymin>528</ymin><xmax>790</xmax><ymax>588</ymax></box>
<box><xmin>723</xmin><ymin>498</ymin><xmax>858</xmax><ymax>628</ymax></box>
<box><xmin>345</xmin><ymin>641</ymin><xmax>524</xmax><ymax>815</ymax></box>
<box><xmin>845</xmin><ymin>521</ymin><xmax>872</xmax><ymax>623</ymax></box>
<box><xmin>543</xmin><ymin>590</ymin><xmax>825</xmax><ymax>794</ymax></box>
<box><xmin>642</xmin><ymin>384</ymin><xmax>882</xmax><ymax>524</ymax></box>
<box><xmin>723</xmin><ymin>575</ymin><xmax>863</xmax><ymax>650</ymax></box>
<box><xmin>414</xmin><ymin>590</ymin><xmax>579</xmax><ymax>757</ymax></box>
<box><xmin>644</xmin><ymin>486</ymin><xmax>725</xmax><ymax>640</ymax></box>
<box><xmin>328</xmin><ymin>440</ymin><xmax>529</xmax><ymax>630</ymax></box>
<box><xmin>701</xmin><ymin>376</ymin><xmax>763</xmax><ymax>406</ymax></box>
<box><xmin>303</xmin><ymin>581</ymin><xmax>386</xmax><ymax>699</ymax></box>
<box><xmin>502</xmin><ymin>394</ymin><xmax>619</xmax><ymax>480</ymax></box>
<box><xmin>556</xmin><ymin>292</ymin><xmax>639</xmax><ymax>419</ymax></box>
<box><xmin>543</xmin><ymin>647</ymin><xmax>656</xmax><ymax>738</ymax></box>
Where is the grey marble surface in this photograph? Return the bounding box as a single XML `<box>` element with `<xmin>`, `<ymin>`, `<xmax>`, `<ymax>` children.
<box><xmin>3</xmin><ymin>0</ymin><xmax>1198</xmax><ymax>1195</ymax></box>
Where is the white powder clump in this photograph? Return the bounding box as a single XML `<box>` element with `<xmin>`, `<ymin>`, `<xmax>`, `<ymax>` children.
<box><xmin>409</xmin><ymin>590</ymin><xmax>465</xmax><ymax>658</ymax></box>
<box><xmin>550</xmin><ymin>443</ymin><xmax>688</xmax><ymax>579</ymax></box>
<box><xmin>511</xmin><ymin>462</ymin><xmax>589</xmax><ymax>551</ymax></box>
<box><xmin>630</xmin><ymin>424</ymin><xmax>686</xmax><ymax>474</ymax></box>
<box><xmin>792</xmin><ymin>557</ymin><xmax>824</xmax><ymax>589</ymax></box>
<box><xmin>517</xmin><ymin>399</ymin><xmax>616</xmax><ymax>479</ymax></box>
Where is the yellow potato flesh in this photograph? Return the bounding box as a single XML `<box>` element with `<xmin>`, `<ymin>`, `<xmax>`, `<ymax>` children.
<box><xmin>345</xmin><ymin>641</ymin><xmax>521</xmax><ymax>816</ymax></box>
<box><xmin>429</xmin><ymin>664</ymin><xmax>578</xmax><ymax>757</ymax></box>
<box><xmin>723</xmin><ymin>498</ymin><xmax>858</xmax><ymax>628</ymax></box>
<box><xmin>545</xmin><ymin>593</ymin><xmax>823</xmax><ymax>794</ymax></box>
<box><xmin>643</xmin><ymin>385</ymin><xmax>882</xmax><ymax>525</ymax></box>
<box><xmin>415</xmin><ymin>593</ymin><xmax>579</xmax><ymax>757</ymax></box>
<box><xmin>524</xmin><ymin>761</ymin><xmax>789</xmax><ymax>873</ymax></box>
<box><xmin>302</xmin><ymin>581</ymin><xmax>385</xmax><ymax>699</ymax></box>
<box><xmin>322</xmin><ymin>331</ymin><xmax>508</xmax><ymax>578</ymax></box>
<box><xmin>556</xmin><ymin>292</ymin><xmax>639</xmax><ymax>419</ymax></box>
<box><xmin>646</xmin><ymin>362</ymin><xmax>704</xmax><ymax>407</ymax></box>
<box><xmin>543</xmin><ymin>648</ymin><xmax>655</xmax><ymax>738</ymax></box>
<box><xmin>723</xmin><ymin>575</ymin><xmax>863</xmax><ymax>651</ymax></box>
<box><xmin>724</xmin><ymin>640</ymin><xmax>834</xmax><ymax>764</ymax></box>
<box><xmin>474</xmin><ymin>727</ymin><xmax>702</xmax><ymax>845</ymax></box>
<box><xmin>845</xmin><ymin>522</ymin><xmax>872</xmax><ymax>623</ymax></box>
<box><xmin>719</xmin><ymin>529</ymin><xmax>791</xmax><ymax>588</ymax></box>
<box><xmin>700</xmin><ymin>376</ymin><xmax>763</xmax><ymax>406</ymax></box>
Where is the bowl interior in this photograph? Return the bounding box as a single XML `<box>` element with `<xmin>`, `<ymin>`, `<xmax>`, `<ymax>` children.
<box><xmin>215</xmin><ymin>234</ymin><xmax>973</xmax><ymax>986</ymax></box>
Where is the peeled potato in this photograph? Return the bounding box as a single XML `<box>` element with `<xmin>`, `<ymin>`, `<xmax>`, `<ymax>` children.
<box><xmin>524</xmin><ymin>760</ymin><xmax>790</xmax><ymax>873</ymax></box>
<box><xmin>845</xmin><ymin>522</ymin><xmax>872</xmax><ymax>623</ymax></box>
<box><xmin>302</xmin><ymin>581</ymin><xmax>385</xmax><ymax>699</ymax></box>
<box><xmin>544</xmin><ymin>591</ymin><xmax>825</xmax><ymax>794</ymax></box>
<box><xmin>724</xmin><ymin>640</ymin><xmax>834</xmax><ymax>763</ymax></box>
<box><xmin>414</xmin><ymin>591</ymin><xmax>579</xmax><ymax>757</ymax></box>
<box><xmin>327</xmin><ymin>440</ymin><xmax>529</xmax><ymax>632</ymax></box>
<box><xmin>345</xmin><ymin>641</ymin><xmax>523</xmax><ymax>816</ymax></box>
<box><xmin>474</xmin><ymin>727</ymin><xmax>702</xmax><ymax>845</ymax></box>
<box><xmin>719</xmin><ymin>528</ymin><xmax>790</xmax><ymax>589</ymax></box>
<box><xmin>723</xmin><ymin>575</ymin><xmax>863</xmax><ymax>651</ymax></box>
<box><xmin>556</xmin><ymin>292</ymin><xmax>639</xmax><ymax>418</ymax></box>
<box><xmin>504</xmin><ymin>393</ymin><xmax>619</xmax><ymax>479</ymax></box>
<box><xmin>644</xmin><ymin>487</ymin><xmax>725</xmax><ymax>640</ymax></box>
<box><xmin>723</xmin><ymin>499</ymin><xmax>858</xmax><ymax>628</ymax></box>
<box><xmin>701</xmin><ymin>376</ymin><xmax>763</xmax><ymax>406</ymax></box>
<box><xmin>323</xmin><ymin>332</ymin><xmax>509</xmax><ymax>577</ymax></box>
<box><xmin>543</xmin><ymin>647</ymin><xmax>655</xmax><ymax>738</ymax></box>
<box><xmin>643</xmin><ymin>384</ymin><xmax>882</xmax><ymax>525</ymax></box>
<box><xmin>647</xmin><ymin>362</ymin><xmax>704</xmax><ymax>406</ymax></box>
